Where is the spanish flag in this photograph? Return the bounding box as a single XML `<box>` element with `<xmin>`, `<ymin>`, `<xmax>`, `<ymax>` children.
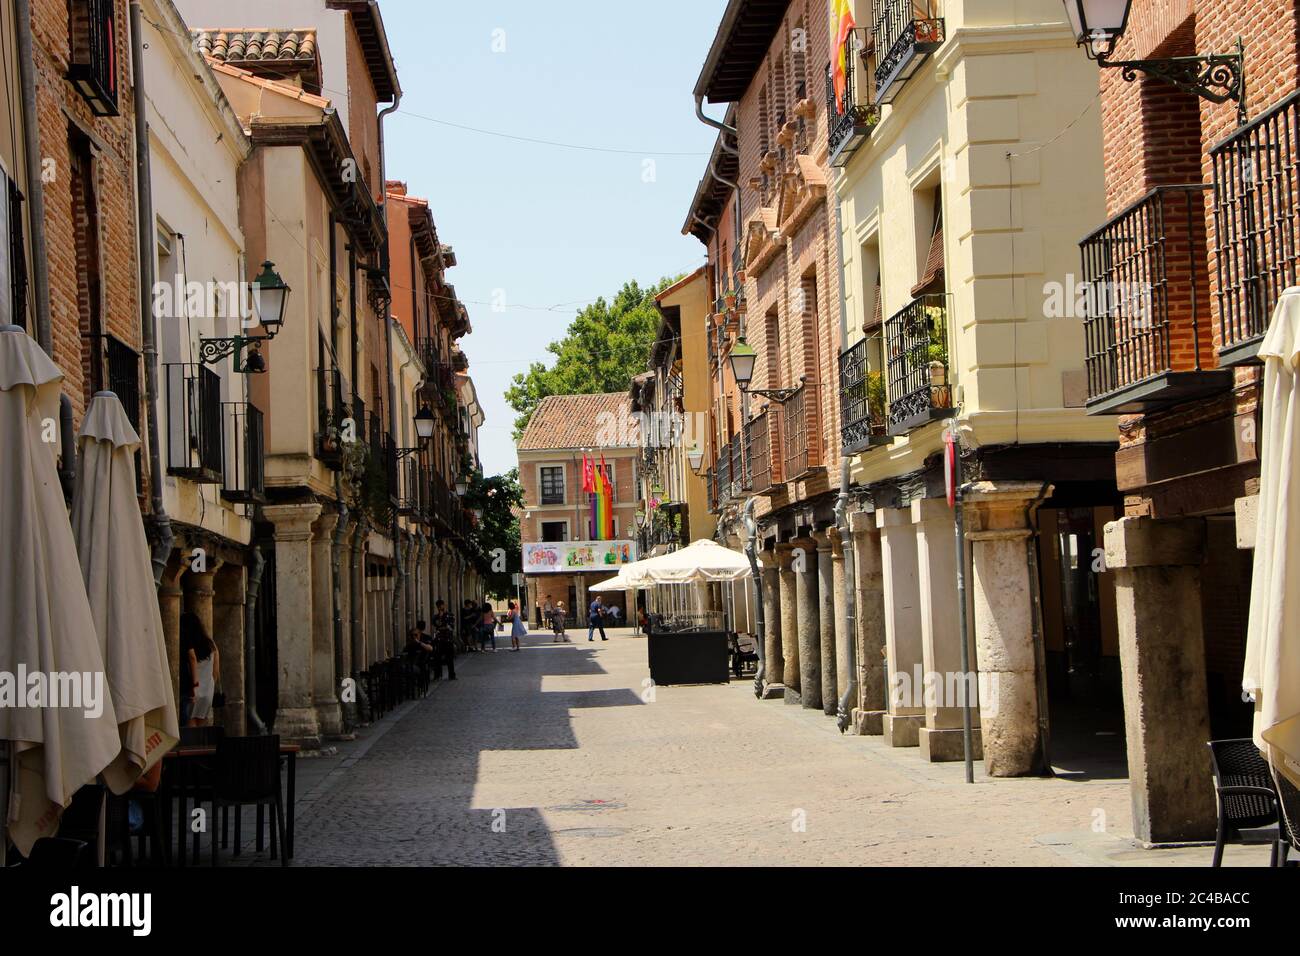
<box><xmin>832</xmin><ymin>0</ymin><xmax>856</xmax><ymax>113</ymax></box>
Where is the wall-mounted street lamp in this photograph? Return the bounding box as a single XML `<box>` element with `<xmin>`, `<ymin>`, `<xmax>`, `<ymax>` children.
<box><xmin>396</xmin><ymin>403</ymin><xmax>436</xmax><ymax>460</ymax></box>
<box><xmin>686</xmin><ymin>445</ymin><xmax>705</xmax><ymax>472</ymax></box>
<box><xmin>729</xmin><ymin>338</ymin><xmax>804</xmax><ymax>403</ymax></box>
<box><xmin>1061</xmin><ymin>1</ymin><xmax>1246</xmax><ymax>123</ymax></box>
<box><xmin>455</xmin><ymin>477</ymin><xmax>468</xmax><ymax>497</ymax></box>
<box><xmin>199</xmin><ymin>261</ymin><xmax>291</xmax><ymax>373</ymax></box>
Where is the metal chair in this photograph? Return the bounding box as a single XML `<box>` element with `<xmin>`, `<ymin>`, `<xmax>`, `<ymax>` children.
<box><xmin>26</xmin><ymin>837</ymin><xmax>90</xmax><ymax>869</ymax></box>
<box><xmin>208</xmin><ymin>734</ymin><xmax>287</xmax><ymax>866</ymax></box>
<box><xmin>1272</xmin><ymin>766</ymin><xmax>1300</xmax><ymax>867</ymax></box>
<box><xmin>1206</xmin><ymin>738</ymin><xmax>1282</xmax><ymax>866</ymax></box>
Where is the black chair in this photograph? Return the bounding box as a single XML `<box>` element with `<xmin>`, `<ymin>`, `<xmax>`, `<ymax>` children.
<box><xmin>176</xmin><ymin>725</ymin><xmax>225</xmax><ymax>857</ymax></box>
<box><xmin>1273</xmin><ymin>767</ymin><xmax>1300</xmax><ymax>867</ymax></box>
<box><xmin>209</xmin><ymin>735</ymin><xmax>287</xmax><ymax>866</ymax></box>
<box><xmin>26</xmin><ymin>837</ymin><xmax>90</xmax><ymax>869</ymax></box>
<box><xmin>179</xmin><ymin>726</ymin><xmax>226</xmax><ymax>747</ymax></box>
<box><xmin>1206</xmin><ymin>738</ymin><xmax>1283</xmax><ymax>866</ymax></box>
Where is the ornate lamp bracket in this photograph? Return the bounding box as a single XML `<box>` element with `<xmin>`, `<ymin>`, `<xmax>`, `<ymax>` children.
<box><xmin>1102</xmin><ymin>39</ymin><xmax>1246</xmax><ymax>125</ymax></box>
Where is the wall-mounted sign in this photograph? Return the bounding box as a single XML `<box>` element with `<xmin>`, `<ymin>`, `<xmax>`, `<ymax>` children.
<box><xmin>523</xmin><ymin>540</ymin><xmax>637</xmax><ymax>574</ymax></box>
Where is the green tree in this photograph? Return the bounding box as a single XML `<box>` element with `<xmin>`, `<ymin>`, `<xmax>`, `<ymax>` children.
<box><xmin>505</xmin><ymin>278</ymin><xmax>678</xmax><ymax>439</ymax></box>
<box><xmin>466</xmin><ymin>467</ymin><xmax>523</xmax><ymax>599</ymax></box>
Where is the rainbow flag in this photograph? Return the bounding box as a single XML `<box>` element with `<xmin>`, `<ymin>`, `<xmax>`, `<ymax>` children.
<box><xmin>832</xmin><ymin>0</ymin><xmax>856</xmax><ymax>113</ymax></box>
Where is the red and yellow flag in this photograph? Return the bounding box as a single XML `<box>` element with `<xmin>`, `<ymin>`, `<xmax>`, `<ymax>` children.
<box><xmin>832</xmin><ymin>0</ymin><xmax>857</xmax><ymax>113</ymax></box>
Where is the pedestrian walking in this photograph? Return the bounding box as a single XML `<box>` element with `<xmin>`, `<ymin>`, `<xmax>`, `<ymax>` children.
<box><xmin>180</xmin><ymin>611</ymin><xmax>220</xmax><ymax>726</ymax></box>
<box><xmin>460</xmin><ymin>599</ymin><xmax>480</xmax><ymax>652</ymax></box>
<box><xmin>587</xmin><ymin>595</ymin><xmax>608</xmax><ymax>642</ymax></box>
<box><xmin>480</xmin><ymin>602</ymin><xmax>497</xmax><ymax>651</ymax></box>
<box><xmin>432</xmin><ymin>600</ymin><xmax>457</xmax><ymax>681</ymax></box>
<box><xmin>608</xmin><ymin>604</ymin><xmax>622</xmax><ymax>627</ymax></box>
<box><xmin>553</xmin><ymin>601</ymin><xmax>568</xmax><ymax>642</ymax></box>
<box><xmin>542</xmin><ymin>594</ymin><xmax>555</xmax><ymax>631</ymax></box>
<box><xmin>507</xmin><ymin>600</ymin><xmax>527</xmax><ymax>651</ymax></box>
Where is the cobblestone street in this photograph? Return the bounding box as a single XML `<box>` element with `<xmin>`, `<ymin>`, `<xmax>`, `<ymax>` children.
<box><xmin>267</xmin><ymin>630</ymin><xmax>1265</xmax><ymax>867</ymax></box>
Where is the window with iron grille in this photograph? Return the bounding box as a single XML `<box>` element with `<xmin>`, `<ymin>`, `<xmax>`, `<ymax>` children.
<box><xmin>2</xmin><ymin>171</ymin><xmax>27</xmax><ymax>330</ymax></box>
<box><xmin>68</xmin><ymin>0</ymin><xmax>120</xmax><ymax>117</ymax></box>
<box><xmin>540</xmin><ymin>466</ymin><xmax>564</xmax><ymax>505</ymax></box>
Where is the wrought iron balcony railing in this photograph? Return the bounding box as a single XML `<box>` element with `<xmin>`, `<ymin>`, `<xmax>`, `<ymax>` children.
<box><xmin>164</xmin><ymin>363</ymin><xmax>223</xmax><ymax>483</ymax></box>
<box><xmin>872</xmin><ymin>0</ymin><xmax>944</xmax><ymax>105</ymax></box>
<box><xmin>782</xmin><ymin>379</ymin><xmax>823</xmax><ymax>481</ymax></box>
<box><xmin>1080</xmin><ymin>184</ymin><xmax>1229</xmax><ymax>414</ymax></box>
<box><xmin>839</xmin><ymin>333</ymin><xmax>890</xmax><ymax>453</ymax></box>
<box><xmin>221</xmin><ymin>402</ymin><xmax>266</xmax><ymax>504</ymax></box>
<box><xmin>745</xmin><ymin>407</ymin><xmax>783</xmax><ymax>495</ymax></box>
<box><xmin>68</xmin><ymin>0</ymin><xmax>119</xmax><ymax>116</ymax></box>
<box><xmin>398</xmin><ymin>457</ymin><xmax>432</xmax><ymax>524</ymax></box>
<box><xmin>884</xmin><ymin>294</ymin><xmax>954</xmax><ymax>434</ymax></box>
<box><xmin>827</xmin><ymin>59</ymin><xmax>878</xmax><ymax>167</ymax></box>
<box><xmin>1211</xmin><ymin>90</ymin><xmax>1300</xmax><ymax>366</ymax></box>
<box><xmin>714</xmin><ymin>439</ymin><xmax>732</xmax><ymax>507</ymax></box>
<box><xmin>315</xmin><ymin>366</ymin><xmax>348</xmax><ymax>469</ymax></box>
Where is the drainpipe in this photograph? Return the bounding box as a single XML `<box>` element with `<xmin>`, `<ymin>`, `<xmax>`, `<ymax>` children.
<box><xmin>129</xmin><ymin>1</ymin><xmax>173</xmax><ymax>584</ymax></box>
<box><xmin>378</xmin><ymin>87</ymin><xmax>403</xmax><ymax>656</ymax></box>
<box><xmin>708</xmin><ymin>156</ymin><xmax>738</xmax><ymax>191</ymax></box>
<box><xmin>14</xmin><ymin>0</ymin><xmax>50</xmax><ymax>355</ymax></box>
<box><xmin>742</xmin><ymin>497</ymin><xmax>765</xmax><ymax>699</ymax></box>
<box><xmin>834</xmin><ymin>457</ymin><xmax>858</xmax><ymax>733</ymax></box>
<box><xmin>243</xmin><ymin>542</ymin><xmax>268</xmax><ymax>734</ymax></box>
<box><xmin>331</xmin><ymin>475</ymin><xmax>351</xmax><ymax>728</ymax></box>
<box><xmin>695</xmin><ymin>95</ymin><xmax>738</xmax><ymax>155</ymax></box>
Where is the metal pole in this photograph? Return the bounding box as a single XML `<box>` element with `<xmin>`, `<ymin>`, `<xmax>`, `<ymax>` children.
<box><xmin>835</xmin><ymin>457</ymin><xmax>858</xmax><ymax>733</ymax></box>
<box><xmin>742</xmin><ymin>497</ymin><xmax>764</xmax><ymax>698</ymax></box>
<box><xmin>954</xmin><ymin>472</ymin><xmax>974</xmax><ymax>784</ymax></box>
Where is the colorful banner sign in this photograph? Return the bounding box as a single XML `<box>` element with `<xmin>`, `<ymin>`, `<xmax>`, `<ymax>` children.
<box><xmin>523</xmin><ymin>540</ymin><xmax>637</xmax><ymax>574</ymax></box>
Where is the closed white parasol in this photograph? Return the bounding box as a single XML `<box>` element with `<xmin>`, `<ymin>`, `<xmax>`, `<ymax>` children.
<box><xmin>1245</xmin><ymin>289</ymin><xmax>1300</xmax><ymax>789</ymax></box>
<box><xmin>71</xmin><ymin>391</ymin><xmax>179</xmax><ymax>793</ymax></box>
<box><xmin>0</xmin><ymin>327</ymin><xmax>121</xmax><ymax>855</ymax></box>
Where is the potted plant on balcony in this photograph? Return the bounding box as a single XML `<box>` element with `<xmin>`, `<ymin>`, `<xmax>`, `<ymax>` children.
<box><xmin>866</xmin><ymin>370</ymin><xmax>888</xmax><ymax>436</ymax></box>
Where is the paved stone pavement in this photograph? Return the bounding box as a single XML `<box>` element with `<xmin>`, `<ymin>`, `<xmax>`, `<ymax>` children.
<box><xmin>243</xmin><ymin>628</ymin><xmax>1269</xmax><ymax>867</ymax></box>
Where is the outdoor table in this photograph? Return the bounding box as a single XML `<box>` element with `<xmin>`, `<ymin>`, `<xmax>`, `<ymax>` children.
<box><xmin>161</xmin><ymin>742</ymin><xmax>299</xmax><ymax>865</ymax></box>
<box><xmin>646</xmin><ymin>629</ymin><xmax>731</xmax><ymax>685</ymax></box>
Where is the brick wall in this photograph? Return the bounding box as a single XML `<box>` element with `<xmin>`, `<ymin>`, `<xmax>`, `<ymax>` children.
<box><xmin>708</xmin><ymin>0</ymin><xmax>842</xmax><ymax>497</ymax></box>
<box><xmin>519</xmin><ymin>451</ymin><xmax>639</xmax><ymax>542</ymax></box>
<box><xmin>32</xmin><ymin>0</ymin><xmax>141</xmax><ymax>429</ymax></box>
<box><xmin>1098</xmin><ymin>0</ymin><xmax>1297</xmax><ymax>508</ymax></box>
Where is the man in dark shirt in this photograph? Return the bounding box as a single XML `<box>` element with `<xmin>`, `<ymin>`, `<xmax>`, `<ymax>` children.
<box><xmin>588</xmin><ymin>595</ymin><xmax>608</xmax><ymax>642</ymax></box>
<box><xmin>433</xmin><ymin>600</ymin><xmax>457</xmax><ymax>680</ymax></box>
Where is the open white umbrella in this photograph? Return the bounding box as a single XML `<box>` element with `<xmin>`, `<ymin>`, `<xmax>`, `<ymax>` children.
<box><xmin>0</xmin><ymin>327</ymin><xmax>121</xmax><ymax>855</ymax></box>
<box><xmin>587</xmin><ymin>574</ymin><xmax>632</xmax><ymax>592</ymax></box>
<box><xmin>72</xmin><ymin>391</ymin><xmax>179</xmax><ymax>793</ymax></box>
<box><xmin>1245</xmin><ymin>288</ymin><xmax>1300</xmax><ymax>789</ymax></box>
<box><xmin>622</xmin><ymin>539</ymin><xmax>753</xmax><ymax>586</ymax></box>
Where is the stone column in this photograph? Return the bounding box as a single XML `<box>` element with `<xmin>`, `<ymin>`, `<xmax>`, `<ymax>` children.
<box><xmin>966</xmin><ymin>481</ymin><xmax>1050</xmax><ymax>776</ymax></box>
<box><xmin>877</xmin><ymin>507</ymin><xmax>924</xmax><ymax>746</ymax></box>
<box><xmin>1105</xmin><ymin>516</ymin><xmax>1216</xmax><ymax>843</ymax></box>
<box><xmin>212</xmin><ymin>564</ymin><xmax>247</xmax><ymax>736</ymax></box>
<box><xmin>311</xmin><ymin>511</ymin><xmax>342</xmax><ymax>738</ymax></box>
<box><xmin>913</xmin><ymin>497</ymin><xmax>981</xmax><ymax>762</ymax></box>
<box><xmin>759</xmin><ymin>549</ymin><xmax>784</xmax><ymax>696</ymax></box>
<box><xmin>777</xmin><ymin>545</ymin><xmax>800</xmax><ymax>701</ymax></box>
<box><xmin>264</xmin><ymin>502</ymin><xmax>323</xmax><ymax>747</ymax></box>
<box><xmin>849</xmin><ymin>511</ymin><xmax>886</xmax><ymax>735</ymax></box>
<box><xmin>831</xmin><ymin>535</ymin><xmax>851</xmax><ymax>710</ymax></box>
<box><xmin>159</xmin><ymin>551</ymin><xmax>186</xmax><ymax>702</ymax></box>
<box><xmin>813</xmin><ymin>529</ymin><xmax>837</xmax><ymax>716</ymax></box>
<box><xmin>576</xmin><ymin>575</ymin><xmax>589</xmax><ymax>627</ymax></box>
<box><xmin>793</xmin><ymin>537</ymin><xmax>820</xmax><ymax>710</ymax></box>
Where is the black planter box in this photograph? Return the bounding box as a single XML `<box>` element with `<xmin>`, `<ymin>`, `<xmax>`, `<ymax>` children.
<box><xmin>647</xmin><ymin>630</ymin><xmax>731</xmax><ymax>686</ymax></box>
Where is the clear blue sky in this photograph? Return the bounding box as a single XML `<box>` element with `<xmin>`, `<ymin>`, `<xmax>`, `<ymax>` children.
<box><xmin>381</xmin><ymin>0</ymin><xmax>728</xmax><ymax>477</ymax></box>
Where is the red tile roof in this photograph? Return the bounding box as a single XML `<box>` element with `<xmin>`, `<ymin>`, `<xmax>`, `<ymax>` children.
<box><xmin>518</xmin><ymin>393</ymin><xmax>640</xmax><ymax>451</ymax></box>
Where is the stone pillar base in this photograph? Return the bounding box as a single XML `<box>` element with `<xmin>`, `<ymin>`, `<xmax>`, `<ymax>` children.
<box><xmin>274</xmin><ymin>707</ymin><xmax>322</xmax><ymax>750</ymax></box>
<box><xmin>761</xmin><ymin>682</ymin><xmax>786</xmax><ymax>701</ymax></box>
<box><xmin>919</xmin><ymin>725</ymin><xmax>982</xmax><ymax>762</ymax></box>
<box><xmin>316</xmin><ymin>699</ymin><xmax>343</xmax><ymax>739</ymax></box>
<box><xmin>882</xmin><ymin>713</ymin><xmax>924</xmax><ymax>747</ymax></box>
<box><xmin>852</xmin><ymin>708</ymin><xmax>885</xmax><ymax>735</ymax></box>
<box><xmin>783</xmin><ymin>687</ymin><xmax>803</xmax><ymax>707</ymax></box>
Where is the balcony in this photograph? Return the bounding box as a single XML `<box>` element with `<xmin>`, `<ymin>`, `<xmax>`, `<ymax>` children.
<box><xmin>826</xmin><ymin>59</ymin><xmax>878</xmax><ymax>168</ymax></box>
<box><xmin>839</xmin><ymin>334</ymin><xmax>890</xmax><ymax>453</ymax></box>
<box><xmin>1211</xmin><ymin>90</ymin><xmax>1300</xmax><ymax>366</ymax></box>
<box><xmin>872</xmin><ymin>0</ymin><xmax>944</xmax><ymax>106</ymax></box>
<box><xmin>1081</xmin><ymin>184</ymin><xmax>1229</xmax><ymax>414</ymax></box>
<box><xmin>315</xmin><ymin>367</ymin><xmax>348</xmax><ymax>469</ymax></box>
<box><xmin>164</xmin><ymin>363</ymin><xmax>223</xmax><ymax>483</ymax></box>
<box><xmin>884</xmin><ymin>295</ymin><xmax>954</xmax><ymax>434</ymax></box>
<box><xmin>398</xmin><ymin>457</ymin><xmax>430</xmax><ymax>524</ymax></box>
<box><xmin>781</xmin><ymin>380</ymin><xmax>823</xmax><ymax>481</ymax></box>
<box><xmin>68</xmin><ymin>0</ymin><xmax>119</xmax><ymax>116</ymax></box>
<box><xmin>221</xmin><ymin>402</ymin><xmax>266</xmax><ymax>504</ymax></box>
<box><xmin>102</xmin><ymin>334</ymin><xmax>142</xmax><ymax>492</ymax></box>
<box><xmin>745</xmin><ymin>407</ymin><xmax>783</xmax><ymax>494</ymax></box>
